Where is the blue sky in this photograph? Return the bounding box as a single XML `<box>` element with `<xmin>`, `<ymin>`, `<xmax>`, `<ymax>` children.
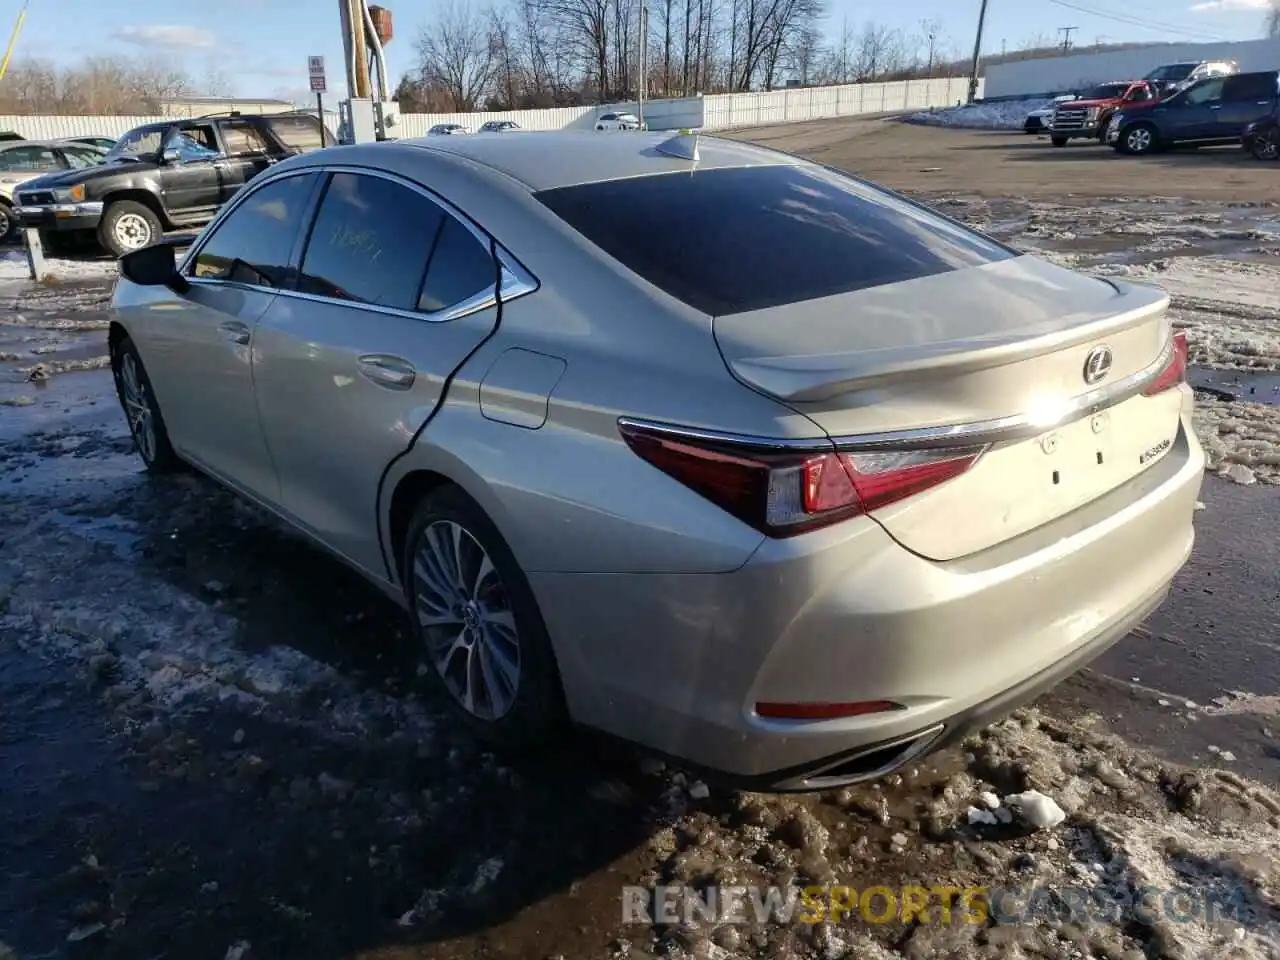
<box><xmin>7</xmin><ymin>0</ymin><xmax>1274</xmax><ymax>101</ymax></box>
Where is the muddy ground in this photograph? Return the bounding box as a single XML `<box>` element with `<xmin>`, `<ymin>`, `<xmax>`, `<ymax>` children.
<box><xmin>1</xmin><ymin>124</ymin><xmax>1279</xmax><ymax>960</ymax></box>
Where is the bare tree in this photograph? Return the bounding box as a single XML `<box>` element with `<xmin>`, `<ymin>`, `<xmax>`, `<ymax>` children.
<box><xmin>1266</xmin><ymin>1</ymin><xmax>1280</xmax><ymax>38</ymax></box>
<box><xmin>547</xmin><ymin>0</ymin><xmax>611</xmax><ymax>99</ymax></box>
<box><xmin>415</xmin><ymin>0</ymin><xmax>497</xmax><ymax>111</ymax></box>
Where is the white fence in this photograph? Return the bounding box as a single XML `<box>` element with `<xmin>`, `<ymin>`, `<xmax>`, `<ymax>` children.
<box><xmin>0</xmin><ymin>76</ymin><xmax>975</xmax><ymax>142</ymax></box>
<box><xmin>984</xmin><ymin>38</ymin><xmax>1280</xmax><ymax>99</ymax></box>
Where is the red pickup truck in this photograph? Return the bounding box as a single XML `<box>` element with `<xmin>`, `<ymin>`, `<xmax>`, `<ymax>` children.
<box><xmin>1048</xmin><ymin>80</ymin><xmax>1161</xmax><ymax>146</ymax></box>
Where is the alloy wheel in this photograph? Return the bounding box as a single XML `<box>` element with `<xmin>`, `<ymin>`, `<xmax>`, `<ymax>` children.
<box><xmin>413</xmin><ymin>519</ymin><xmax>521</xmax><ymax>721</ymax></box>
<box><xmin>118</xmin><ymin>353</ymin><xmax>157</xmax><ymax>463</ymax></box>
<box><xmin>114</xmin><ymin>212</ymin><xmax>153</xmax><ymax>250</ymax></box>
<box><xmin>1126</xmin><ymin>128</ymin><xmax>1153</xmax><ymax>153</ymax></box>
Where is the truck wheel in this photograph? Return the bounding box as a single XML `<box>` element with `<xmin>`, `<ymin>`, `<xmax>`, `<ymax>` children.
<box><xmin>1051</xmin><ymin>136</ymin><xmax>1069</xmax><ymax>147</ymax></box>
<box><xmin>98</xmin><ymin>200</ymin><xmax>162</xmax><ymax>258</ymax></box>
<box><xmin>1118</xmin><ymin>123</ymin><xmax>1158</xmax><ymax>156</ymax></box>
<box><xmin>1250</xmin><ymin>127</ymin><xmax>1279</xmax><ymax>161</ymax></box>
<box><xmin>0</xmin><ymin>200</ymin><xmax>16</xmax><ymax>243</ymax></box>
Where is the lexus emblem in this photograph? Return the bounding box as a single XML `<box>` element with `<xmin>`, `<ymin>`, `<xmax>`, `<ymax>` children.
<box><xmin>1083</xmin><ymin>345</ymin><xmax>1113</xmax><ymax>385</ymax></box>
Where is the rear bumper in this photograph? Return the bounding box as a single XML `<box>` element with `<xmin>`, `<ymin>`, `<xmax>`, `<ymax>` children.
<box><xmin>534</xmin><ymin>412</ymin><xmax>1205</xmax><ymax>790</ymax></box>
<box><xmin>15</xmin><ymin>201</ymin><xmax>103</xmax><ymax>232</ymax></box>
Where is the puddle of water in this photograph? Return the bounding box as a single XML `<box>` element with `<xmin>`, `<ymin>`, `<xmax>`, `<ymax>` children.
<box><xmin>1189</xmin><ymin>366</ymin><xmax>1280</xmax><ymax>405</ymax></box>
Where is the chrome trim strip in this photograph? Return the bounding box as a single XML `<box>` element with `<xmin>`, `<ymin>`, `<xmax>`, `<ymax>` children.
<box><xmin>178</xmin><ymin>163</ymin><xmax>540</xmax><ymax>319</ymax></box>
<box><xmin>618</xmin><ymin>335</ymin><xmax>1176</xmax><ymax>454</ymax></box>
<box><xmin>616</xmin><ymin>417</ymin><xmax>834</xmax><ymax>453</ymax></box>
<box><xmin>771</xmin><ymin>724</ymin><xmax>946</xmax><ymax>792</ymax></box>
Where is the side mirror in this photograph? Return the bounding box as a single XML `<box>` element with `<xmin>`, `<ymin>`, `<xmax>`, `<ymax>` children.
<box><xmin>162</xmin><ymin>148</ymin><xmax>182</xmax><ymax>165</ymax></box>
<box><xmin>119</xmin><ymin>242</ymin><xmax>189</xmax><ymax>292</ymax></box>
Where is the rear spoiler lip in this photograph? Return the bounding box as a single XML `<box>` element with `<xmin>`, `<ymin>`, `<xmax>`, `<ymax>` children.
<box><xmin>725</xmin><ymin>278</ymin><xmax>1170</xmax><ymax>404</ymax></box>
<box><xmin>619</xmin><ymin>333</ymin><xmax>1176</xmax><ymax>457</ymax></box>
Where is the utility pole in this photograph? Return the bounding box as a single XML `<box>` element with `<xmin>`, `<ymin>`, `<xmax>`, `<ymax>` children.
<box><xmin>638</xmin><ymin>2</ymin><xmax>648</xmax><ymax>128</ymax></box>
<box><xmin>1000</xmin><ymin>38</ymin><xmax>1007</xmax><ymax>59</ymax></box>
<box><xmin>1057</xmin><ymin>25</ymin><xmax>1077</xmax><ymax>53</ymax></box>
<box><xmin>966</xmin><ymin>0</ymin><xmax>990</xmax><ymax>105</ymax></box>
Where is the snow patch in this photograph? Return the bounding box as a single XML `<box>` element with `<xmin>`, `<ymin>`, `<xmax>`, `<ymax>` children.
<box><xmin>907</xmin><ymin>98</ymin><xmax>1053</xmax><ymax>131</ymax></box>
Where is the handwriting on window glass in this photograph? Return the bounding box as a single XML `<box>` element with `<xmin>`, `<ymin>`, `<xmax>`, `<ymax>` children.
<box><xmin>328</xmin><ymin>223</ymin><xmax>384</xmax><ymax>267</ymax></box>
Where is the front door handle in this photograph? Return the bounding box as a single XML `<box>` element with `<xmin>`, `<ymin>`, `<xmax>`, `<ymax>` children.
<box><xmin>358</xmin><ymin>354</ymin><xmax>416</xmax><ymax>389</ymax></box>
<box><xmin>218</xmin><ymin>320</ymin><xmax>251</xmax><ymax>345</ymax></box>
<box><xmin>1209</xmin><ymin>105</ymin><xmax>1222</xmax><ymax>110</ymax></box>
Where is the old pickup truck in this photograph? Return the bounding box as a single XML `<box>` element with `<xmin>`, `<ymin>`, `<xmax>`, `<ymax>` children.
<box><xmin>15</xmin><ymin>111</ymin><xmax>335</xmax><ymax>257</ymax></box>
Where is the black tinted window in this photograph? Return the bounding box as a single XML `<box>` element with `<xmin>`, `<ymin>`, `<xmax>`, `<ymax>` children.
<box><xmin>191</xmin><ymin>173</ymin><xmax>317</xmax><ymax>286</ymax></box>
<box><xmin>1224</xmin><ymin>73</ymin><xmax>1277</xmax><ymax>102</ymax></box>
<box><xmin>417</xmin><ymin>216</ymin><xmax>495</xmax><ymax>312</ymax></box>
<box><xmin>536</xmin><ymin>165</ymin><xmax>1014</xmax><ymax>316</ymax></box>
<box><xmin>298</xmin><ymin>173</ymin><xmax>444</xmax><ymax>309</ymax></box>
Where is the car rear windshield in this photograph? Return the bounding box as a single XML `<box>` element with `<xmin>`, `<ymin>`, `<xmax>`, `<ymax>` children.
<box><xmin>534</xmin><ymin>164</ymin><xmax>1016</xmax><ymax>316</ymax></box>
<box><xmin>266</xmin><ymin>116</ymin><xmax>335</xmax><ymax>151</ymax></box>
<box><xmin>1087</xmin><ymin>83</ymin><xmax>1129</xmax><ymax>99</ymax></box>
<box><xmin>1147</xmin><ymin>64</ymin><xmax>1194</xmax><ymax>83</ymax></box>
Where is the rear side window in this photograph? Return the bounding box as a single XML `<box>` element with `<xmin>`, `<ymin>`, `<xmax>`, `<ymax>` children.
<box><xmin>417</xmin><ymin>216</ymin><xmax>496</xmax><ymax>312</ymax></box>
<box><xmin>298</xmin><ymin>173</ymin><xmax>445</xmax><ymax>309</ymax></box>
<box><xmin>190</xmin><ymin>173</ymin><xmax>318</xmax><ymax>287</ymax></box>
<box><xmin>1224</xmin><ymin>73</ymin><xmax>1277</xmax><ymax>102</ymax></box>
<box><xmin>266</xmin><ymin>116</ymin><xmax>333</xmax><ymax>151</ymax></box>
<box><xmin>535</xmin><ymin>165</ymin><xmax>1015</xmax><ymax>316</ymax></box>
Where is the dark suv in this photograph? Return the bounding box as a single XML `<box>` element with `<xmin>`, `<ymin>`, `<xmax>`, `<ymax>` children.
<box><xmin>1106</xmin><ymin>71</ymin><xmax>1280</xmax><ymax>155</ymax></box>
<box><xmin>14</xmin><ymin>112</ymin><xmax>336</xmax><ymax>256</ymax></box>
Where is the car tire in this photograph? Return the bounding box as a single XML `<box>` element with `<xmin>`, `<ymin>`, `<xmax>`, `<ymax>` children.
<box><xmin>0</xmin><ymin>200</ymin><xmax>16</xmax><ymax>243</ymax></box>
<box><xmin>98</xmin><ymin>200</ymin><xmax>162</xmax><ymax>258</ymax></box>
<box><xmin>110</xmin><ymin>335</ymin><xmax>183</xmax><ymax>474</ymax></box>
<box><xmin>402</xmin><ymin>485</ymin><xmax>568</xmax><ymax>749</ymax></box>
<box><xmin>1249</xmin><ymin>126</ymin><xmax>1280</xmax><ymax>161</ymax></box>
<box><xmin>1118</xmin><ymin>122</ymin><xmax>1158</xmax><ymax>156</ymax></box>
<box><xmin>1051</xmin><ymin>136</ymin><xmax>1069</xmax><ymax>147</ymax></box>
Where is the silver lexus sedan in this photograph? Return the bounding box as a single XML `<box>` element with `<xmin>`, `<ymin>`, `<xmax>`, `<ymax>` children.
<box><xmin>108</xmin><ymin>131</ymin><xmax>1204</xmax><ymax>791</ymax></box>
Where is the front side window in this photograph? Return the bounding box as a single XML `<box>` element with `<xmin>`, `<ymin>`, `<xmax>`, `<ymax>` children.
<box><xmin>164</xmin><ymin>125</ymin><xmax>221</xmax><ymax>162</ymax></box>
<box><xmin>536</xmin><ymin>164</ymin><xmax>1015</xmax><ymax>316</ymax></box>
<box><xmin>190</xmin><ymin>173</ymin><xmax>317</xmax><ymax>287</ymax></box>
<box><xmin>1184</xmin><ymin>78</ymin><xmax>1226</xmax><ymax>105</ymax></box>
<box><xmin>0</xmin><ymin>145</ymin><xmax>60</xmax><ymax>172</ymax></box>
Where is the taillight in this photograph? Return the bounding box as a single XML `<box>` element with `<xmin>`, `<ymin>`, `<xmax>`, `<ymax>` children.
<box><xmin>1142</xmin><ymin>332</ymin><xmax>1188</xmax><ymax>397</ymax></box>
<box><xmin>618</xmin><ymin>421</ymin><xmax>985</xmax><ymax>538</ymax></box>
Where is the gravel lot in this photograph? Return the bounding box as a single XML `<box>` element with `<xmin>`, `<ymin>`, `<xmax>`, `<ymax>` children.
<box><xmin>2</xmin><ymin>122</ymin><xmax>1279</xmax><ymax>960</ymax></box>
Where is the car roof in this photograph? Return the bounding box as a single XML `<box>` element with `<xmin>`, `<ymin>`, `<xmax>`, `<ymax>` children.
<box><xmin>0</xmin><ymin>139</ymin><xmax>70</xmax><ymax>150</ymax></box>
<box><xmin>387</xmin><ymin>130</ymin><xmax>802</xmax><ymax>191</ymax></box>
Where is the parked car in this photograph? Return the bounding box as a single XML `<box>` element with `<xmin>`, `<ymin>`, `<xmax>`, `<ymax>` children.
<box><xmin>1048</xmin><ymin>80</ymin><xmax>1159</xmax><ymax>146</ymax></box>
<box><xmin>61</xmin><ymin>135</ymin><xmax>117</xmax><ymax>151</ymax></box>
<box><xmin>1144</xmin><ymin>59</ymin><xmax>1238</xmax><ymax>96</ymax></box>
<box><xmin>0</xmin><ymin>139</ymin><xmax>109</xmax><ymax>241</ymax></box>
<box><xmin>595</xmin><ymin>112</ymin><xmax>643</xmax><ymax>131</ymax></box>
<box><xmin>105</xmin><ymin>132</ymin><xmax>1203</xmax><ymax>791</ymax></box>
<box><xmin>1107</xmin><ymin>70</ymin><xmax>1280</xmax><ymax>156</ymax></box>
<box><xmin>1024</xmin><ymin>94</ymin><xmax>1077</xmax><ymax>134</ymax></box>
<box><xmin>1243</xmin><ymin>114</ymin><xmax>1279</xmax><ymax>160</ymax></box>
<box><xmin>14</xmin><ymin>111</ymin><xmax>335</xmax><ymax>257</ymax></box>
<box><xmin>478</xmin><ymin>120</ymin><xmax>521</xmax><ymax>133</ymax></box>
<box><xmin>428</xmin><ymin>123</ymin><xmax>468</xmax><ymax>136</ymax></box>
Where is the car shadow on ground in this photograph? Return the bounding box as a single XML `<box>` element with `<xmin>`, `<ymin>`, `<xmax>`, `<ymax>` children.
<box><xmin>1</xmin><ymin>448</ymin><xmax>676</xmax><ymax>960</ymax></box>
<box><xmin>957</xmin><ymin>133</ymin><xmax>1256</xmax><ymax>169</ymax></box>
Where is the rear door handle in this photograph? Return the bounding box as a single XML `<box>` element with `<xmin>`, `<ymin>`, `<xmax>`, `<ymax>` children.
<box><xmin>218</xmin><ymin>320</ymin><xmax>251</xmax><ymax>345</ymax></box>
<box><xmin>1209</xmin><ymin>105</ymin><xmax>1222</xmax><ymax>110</ymax></box>
<box><xmin>358</xmin><ymin>354</ymin><xmax>416</xmax><ymax>389</ymax></box>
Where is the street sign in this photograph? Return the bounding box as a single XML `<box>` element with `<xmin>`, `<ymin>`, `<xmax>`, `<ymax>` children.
<box><xmin>308</xmin><ymin>55</ymin><xmax>326</xmax><ymax>93</ymax></box>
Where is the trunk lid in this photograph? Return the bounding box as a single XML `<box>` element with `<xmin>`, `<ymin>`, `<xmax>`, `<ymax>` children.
<box><xmin>713</xmin><ymin>256</ymin><xmax>1183</xmax><ymax>561</ymax></box>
